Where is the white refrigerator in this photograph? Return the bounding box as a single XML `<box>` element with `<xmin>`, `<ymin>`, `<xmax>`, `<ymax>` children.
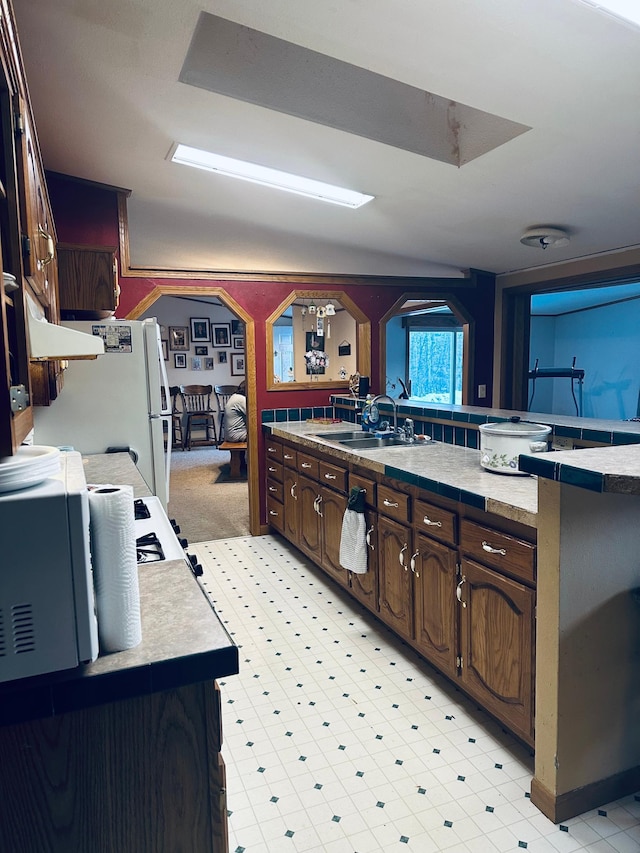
<box><xmin>34</xmin><ymin>318</ymin><xmax>172</xmax><ymax>508</ymax></box>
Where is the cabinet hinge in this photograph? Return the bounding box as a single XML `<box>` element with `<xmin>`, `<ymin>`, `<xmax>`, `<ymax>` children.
<box><xmin>14</xmin><ymin>111</ymin><xmax>24</xmax><ymax>135</ymax></box>
<box><xmin>10</xmin><ymin>384</ymin><xmax>29</xmax><ymax>412</ymax></box>
<box><xmin>456</xmin><ymin>655</ymin><xmax>463</xmax><ymax>669</ymax></box>
<box><xmin>456</xmin><ymin>561</ymin><xmax>462</xmax><ymax>577</ymax></box>
<box><xmin>21</xmin><ymin>233</ymin><xmax>31</xmax><ymax>258</ymax></box>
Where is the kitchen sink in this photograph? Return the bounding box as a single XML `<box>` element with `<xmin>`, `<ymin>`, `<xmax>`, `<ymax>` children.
<box><xmin>339</xmin><ymin>435</ymin><xmax>419</xmax><ymax>449</ymax></box>
<box><xmin>313</xmin><ymin>430</ymin><xmax>366</xmax><ymax>441</ymax></box>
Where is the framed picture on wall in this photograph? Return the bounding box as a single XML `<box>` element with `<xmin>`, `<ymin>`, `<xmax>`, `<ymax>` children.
<box><xmin>191</xmin><ymin>356</ymin><xmax>202</xmax><ymax>370</ymax></box>
<box><xmin>231</xmin><ymin>319</ymin><xmax>244</xmax><ymax>337</ymax></box>
<box><xmin>232</xmin><ymin>336</ymin><xmax>244</xmax><ymax>350</ymax></box>
<box><xmin>174</xmin><ymin>353</ymin><xmax>187</xmax><ymax>368</ymax></box>
<box><xmin>218</xmin><ymin>351</ymin><xmax>228</xmax><ymax>364</ymax></box>
<box><xmin>231</xmin><ymin>352</ymin><xmax>245</xmax><ymax>376</ymax></box>
<box><xmin>169</xmin><ymin>326</ymin><xmax>189</xmax><ymax>351</ymax></box>
<box><xmin>194</xmin><ymin>345</ymin><xmax>208</xmax><ymax>356</ymax></box>
<box><xmin>190</xmin><ymin>317</ymin><xmax>210</xmax><ymax>342</ymax></box>
<box><xmin>161</xmin><ymin>339</ymin><xmax>168</xmax><ymax>361</ymax></box>
<box><xmin>204</xmin><ymin>357</ymin><xmax>214</xmax><ymax>370</ymax></box>
<box><xmin>212</xmin><ymin>323</ymin><xmax>231</xmax><ymax>347</ymax></box>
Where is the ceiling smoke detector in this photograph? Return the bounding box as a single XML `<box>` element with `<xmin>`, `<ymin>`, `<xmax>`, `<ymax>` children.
<box><xmin>520</xmin><ymin>227</ymin><xmax>570</xmax><ymax>250</ymax></box>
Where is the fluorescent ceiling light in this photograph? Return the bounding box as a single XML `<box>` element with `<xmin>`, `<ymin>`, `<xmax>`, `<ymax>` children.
<box><xmin>170</xmin><ymin>144</ymin><xmax>374</xmax><ymax>208</ymax></box>
<box><xmin>575</xmin><ymin>0</ymin><xmax>640</xmax><ymax>28</ymax></box>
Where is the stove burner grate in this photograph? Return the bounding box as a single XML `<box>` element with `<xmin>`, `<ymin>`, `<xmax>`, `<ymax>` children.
<box><xmin>136</xmin><ymin>531</ymin><xmax>165</xmax><ymax>563</ymax></box>
<box><xmin>134</xmin><ymin>498</ymin><xmax>151</xmax><ymax>520</ymax></box>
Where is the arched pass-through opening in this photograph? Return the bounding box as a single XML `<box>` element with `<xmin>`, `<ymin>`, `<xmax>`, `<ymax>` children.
<box><xmin>127</xmin><ymin>284</ymin><xmax>260</xmax><ymax>536</ymax></box>
<box><xmin>380</xmin><ymin>293</ymin><xmax>473</xmax><ymax>405</ymax></box>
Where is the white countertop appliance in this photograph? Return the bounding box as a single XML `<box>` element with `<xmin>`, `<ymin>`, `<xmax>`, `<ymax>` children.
<box><xmin>0</xmin><ymin>452</ymin><xmax>99</xmax><ymax>683</ymax></box>
<box><xmin>33</xmin><ymin>318</ymin><xmax>172</xmax><ymax>508</ymax></box>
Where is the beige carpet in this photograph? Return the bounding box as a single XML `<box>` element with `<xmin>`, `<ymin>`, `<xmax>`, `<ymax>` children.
<box><xmin>167</xmin><ymin>446</ymin><xmax>250</xmax><ymax>544</ymax></box>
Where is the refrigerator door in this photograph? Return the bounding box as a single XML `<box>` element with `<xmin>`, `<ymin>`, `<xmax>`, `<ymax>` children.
<box><xmin>143</xmin><ymin>318</ymin><xmax>171</xmax><ymax>507</ymax></box>
<box><xmin>33</xmin><ymin>319</ymin><xmax>170</xmax><ymax>509</ymax></box>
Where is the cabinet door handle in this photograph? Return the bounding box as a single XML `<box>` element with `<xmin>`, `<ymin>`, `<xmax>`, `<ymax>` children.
<box><xmin>284</xmin><ymin>453</ymin><xmax>294</xmax><ymax>460</ymax></box>
<box><xmin>482</xmin><ymin>540</ymin><xmax>506</xmax><ymax>556</ymax></box>
<box><xmin>301</xmin><ymin>462</ymin><xmax>312</xmax><ymax>469</ymax></box>
<box><xmin>383</xmin><ymin>499</ymin><xmax>399</xmax><ymax>508</ymax></box>
<box><xmin>456</xmin><ymin>575</ymin><xmax>467</xmax><ymax>607</ymax></box>
<box><xmin>410</xmin><ymin>550</ymin><xmax>420</xmax><ymax>578</ymax></box>
<box><xmin>269</xmin><ymin>509</ymin><xmax>279</xmax><ymax>517</ymax></box>
<box><xmin>268</xmin><ymin>485</ymin><xmax>277</xmax><ymax>492</ymax></box>
<box><xmin>399</xmin><ymin>543</ymin><xmax>408</xmax><ymax>569</ymax></box>
<box><xmin>268</xmin><ymin>466</ymin><xmax>277</xmax><ymax>473</ymax></box>
<box><xmin>290</xmin><ymin>482</ymin><xmax>297</xmax><ymax>499</ymax></box>
<box><xmin>267</xmin><ymin>446</ymin><xmax>276</xmax><ymax>452</ymax></box>
<box><xmin>37</xmin><ymin>225</ymin><xmax>55</xmax><ymax>268</ymax></box>
<box><xmin>324</xmin><ymin>473</ymin><xmax>337</xmax><ymax>480</ymax></box>
<box><xmin>366</xmin><ymin>526</ymin><xmax>375</xmax><ymax>550</ymax></box>
<box><xmin>422</xmin><ymin>516</ymin><xmax>442</xmax><ymax>527</ymax></box>
<box><xmin>316</xmin><ymin>495</ymin><xmax>323</xmax><ymax>518</ymax></box>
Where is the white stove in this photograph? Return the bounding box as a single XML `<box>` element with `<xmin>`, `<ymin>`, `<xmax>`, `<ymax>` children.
<box><xmin>133</xmin><ymin>495</ymin><xmax>188</xmax><ymax>564</ymax></box>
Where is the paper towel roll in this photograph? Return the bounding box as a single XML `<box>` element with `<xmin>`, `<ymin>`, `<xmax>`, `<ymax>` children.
<box><xmin>88</xmin><ymin>485</ymin><xmax>142</xmax><ymax>653</ymax></box>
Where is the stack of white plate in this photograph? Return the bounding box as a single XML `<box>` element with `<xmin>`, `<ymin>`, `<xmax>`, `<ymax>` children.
<box><xmin>3</xmin><ymin>272</ymin><xmax>19</xmax><ymax>293</ymax></box>
<box><xmin>0</xmin><ymin>445</ymin><xmax>61</xmax><ymax>493</ymax></box>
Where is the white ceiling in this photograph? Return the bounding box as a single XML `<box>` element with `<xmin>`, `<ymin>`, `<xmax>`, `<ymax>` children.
<box><xmin>12</xmin><ymin>0</ymin><xmax>640</xmax><ymax>278</ymax></box>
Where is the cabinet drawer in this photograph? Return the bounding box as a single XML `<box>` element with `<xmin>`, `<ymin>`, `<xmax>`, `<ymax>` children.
<box><xmin>460</xmin><ymin>519</ymin><xmax>535</xmax><ymax>585</ymax></box>
<box><xmin>377</xmin><ymin>484</ymin><xmax>410</xmax><ymax>524</ymax></box>
<box><xmin>265</xmin><ymin>439</ymin><xmax>283</xmax><ymax>462</ymax></box>
<box><xmin>414</xmin><ymin>498</ymin><xmax>456</xmax><ymax>546</ymax></box>
<box><xmin>349</xmin><ymin>473</ymin><xmax>376</xmax><ymax>507</ymax></box>
<box><xmin>282</xmin><ymin>447</ymin><xmax>297</xmax><ymax>468</ymax></box>
<box><xmin>298</xmin><ymin>452</ymin><xmax>319</xmax><ymax>479</ymax></box>
<box><xmin>318</xmin><ymin>459</ymin><xmax>348</xmax><ymax>492</ymax></box>
<box><xmin>266</xmin><ymin>495</ymin><xmax>284</xmax><ymax>533</ymax></box>
<box><xmin>266</xmin><ymin>478</ymin><xmax>284</xmax><ymax>502</ymax></box>
<box><xmin>265</xmin><ymin>460</ymin><xmax>283</xmax><ymax>483</ymax></box>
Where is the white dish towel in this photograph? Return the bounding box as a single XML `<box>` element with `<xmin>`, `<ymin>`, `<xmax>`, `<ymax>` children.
<box><xmin>339</xmin><ymin>487</ymin><xmax>368</xmax><ymax>574</ymax></box>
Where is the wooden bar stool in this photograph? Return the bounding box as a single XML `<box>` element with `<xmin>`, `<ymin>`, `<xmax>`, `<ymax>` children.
<box><xmin>214</xmin><ymin>384</ymin><xmax>238</xmax><ymax>443</ymax></box>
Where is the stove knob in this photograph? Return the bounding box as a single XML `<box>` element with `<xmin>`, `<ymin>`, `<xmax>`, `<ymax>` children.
<box><xmin>179</xmin><ymin>537</ymin><xmax>188</xmax><ymax>549</ymax></box>
<box><xmin>187</xmin><ymin>553</ymin><xmax>197</xmax><ymax>567</ymax></box>
<box><xmin>193</xmin><ymin>563</ymin><xmax>203</xmax><ymax>577</ymax></box>
<box><xmin>170</xmin><ymin>520</ymin><xmax>181</xmax><ymax>534</ymax></box>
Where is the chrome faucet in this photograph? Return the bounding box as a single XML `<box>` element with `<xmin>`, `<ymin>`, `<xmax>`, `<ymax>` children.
<box><xmin>371</xmin><ymin>394</ymin><xmax>398</xmax><ymax>433</ymax></box>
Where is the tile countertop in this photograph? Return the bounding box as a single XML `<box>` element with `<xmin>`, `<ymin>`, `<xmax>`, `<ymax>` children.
<box><xmin>0</xmin><ymin>453</ymin><xmax>239</xmax><ymax>728</ymax></box>
<box><xmin>265</xmin><ymin>422</ymin><xmax>539</xmax><ymax>528</ymax></box>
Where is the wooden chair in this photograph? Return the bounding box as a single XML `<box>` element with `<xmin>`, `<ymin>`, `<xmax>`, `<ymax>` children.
<box><xmin>180</xmin><ymin>384</ymin><xmax>217</xmax><ymax>450</ymax></box>
<box><xmin>169</xmin><ymin>385</ymin><xmax>184</xmax><ymax>449</ymax></box>
<box><xmin>214</xmin><ymin>384</ymin><xmax>238</xmax><ymax>442</ymax></box>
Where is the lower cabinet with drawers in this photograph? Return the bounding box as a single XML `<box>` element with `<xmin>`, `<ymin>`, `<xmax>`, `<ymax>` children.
<box><xmin>265</xmin><ymin>433</ymin><xmax>537</xmax><ymax>746</ymax></box>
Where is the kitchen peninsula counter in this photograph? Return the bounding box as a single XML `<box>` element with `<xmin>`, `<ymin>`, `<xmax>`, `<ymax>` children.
<box><xmin>0</xmin><ymin>452</ymin><xmax>237</xmax><ymax>853</ymax></box>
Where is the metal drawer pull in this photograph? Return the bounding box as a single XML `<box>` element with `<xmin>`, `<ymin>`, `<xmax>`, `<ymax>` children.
<box><xmin>290</xmin><ymin>483</ymin><xmax>297</xmax><ymax>499</ymax></box>
<box><xmin>316</xmin><ymin>495</ymin><xmax>323</xmax><ymax>517</ymax></box>
<box><xmin>301</xmin><ymin>462</ymin><xmax>312</xmax><ymax>468</ymax></box>
<box><xmin>267</xmin><ymin>446</ymin><xmax>276</xmax><ymax>452</ymax></box>
<box><xmin>482</xmin><ymin>541</ymin><xmax>506</xmax><ymax>556</ymax></box>
<box><xmin>456</xmin><ymin>575</ymin><xmax>467</xmax><ymax>607</ymax></box>
<box><xmin>269</xmin><ymin>510</ymin><xmax>279</xmax><ymax>517</ymax></box>
<box><xmin>284</xmin><ymin>453</ymin><xmax>293</xmax><ymax>459</ymax></box>
<box><xmin>366</xmin><ymin>526</ymin><xmax>375</xmax><ymax>550</ymax></box>
<box><xmin>268</xmin><ymin>486</ymin><xmax>277</xmax><ymax>492</ymax></box>
<box><xmin>383</xmin><ymin>499</ymin><xmax>399</xmax><ymax>508</ymax></box>
<box><xmin>324</xmin><ymin>473</ymin><xmax>337</xmax><ymax>480</ymax></box>
<box><xmin>399</xmin><ymin>543</ymin><xmax>408</xmax><ymax>569</ymax></box>
<box><xmin>410</xmin><ymin>550</ymin><xmax>420</xmax><ymax>578</ymax></box>
<box><xmin>268</xmin><ymin>466</ymin><xmax>277</xmax><ymax>472</ymax></box>
<box><xmin>423</xmin><ymin>516</ymin><xmax>442</xmax><ymax>527</ymax></box>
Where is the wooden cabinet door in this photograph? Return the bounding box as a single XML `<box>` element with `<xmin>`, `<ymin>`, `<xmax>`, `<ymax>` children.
<box><xmin>458</xmin><ymin>557</ymin><xmax>535</xmax><ymax>744</ymax></box>
<box><xmin>14</xmin><ymin>99</ymin><xmax>55</xmax><ymax>307</ymax></box>
<box><xmin>350</xmin><ymin>507</ymin><xmax>378</xmax><ymax>610</ymax></box>
<box><xmin>318</xmin><ymin>485</ymin><xmax>348</xmax><ymax>587</ymax></box>
<box><xmin>283</xmin><ymin>467</ymin><xmax>299</xmax><ymax>544</ymax></box>
<box><xmin>378</xmin><ymin>515</ymin><xmax>413</xmax><ymax>640</ymax></box>
<box><xmin>57</xmin><ymin>244</ymin><xmax>118</xmax><ymax>318</ymax></box>
<box><xmin>413</xmin><ymin>532</ymin><xmax>458</xmax><ymax>678</ymax></box>
<box><xmin>297</xmin><ymin>473</ymin><xmax>322</xmax><ymax>562</ymax></box>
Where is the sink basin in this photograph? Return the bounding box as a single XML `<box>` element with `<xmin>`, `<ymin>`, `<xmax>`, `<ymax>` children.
<box><xmin>314</xmin><ymin>430</ymin><xmax>365</xmax><ymax>441</ymax></box>
<box><xmin>339</xmin><ymin>435</ymin><xmax>429</xmax><ymax>450</ymax></box>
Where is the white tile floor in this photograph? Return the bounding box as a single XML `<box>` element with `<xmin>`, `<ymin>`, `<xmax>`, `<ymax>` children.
<box><xmin>194</xmin><ymin>535</ymin><xmax>640</xmax><ymax>853</ymax></box>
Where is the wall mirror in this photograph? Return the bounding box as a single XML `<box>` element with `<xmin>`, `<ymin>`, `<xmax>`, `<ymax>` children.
<box><xmin>383</xmin><ymin>297</ymin><xmax>469</xmax><ymax>403</ymax></box>
<box><xmin>266</xmin><ymin>290</ymin><xmax>370</xmax><ymax>391</ymax></box>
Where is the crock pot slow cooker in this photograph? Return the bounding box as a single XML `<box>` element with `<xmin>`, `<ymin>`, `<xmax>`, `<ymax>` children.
<box><xmin>478</xmin><ymin>418</ymin><xmax>551</xmax><ymax>475</ymax></box>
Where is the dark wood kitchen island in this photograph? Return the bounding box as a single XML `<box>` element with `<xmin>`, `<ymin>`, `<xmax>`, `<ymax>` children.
<box><xmin>0</xmin><ymin>454</ymin><xmax>238</xmax><ymax>853</ymax></box>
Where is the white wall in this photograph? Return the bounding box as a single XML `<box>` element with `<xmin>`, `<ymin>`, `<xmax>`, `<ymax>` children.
<box><xmin>141</xmin><ymin>296</ymin><xmax>244</xmax><ymax>391</ymax></box>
